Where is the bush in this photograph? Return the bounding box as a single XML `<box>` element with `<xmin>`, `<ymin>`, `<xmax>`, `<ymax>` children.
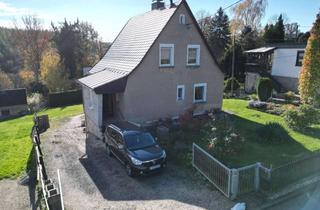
<box><xmin>250</xmin><ymin>94</ymin><xmax>258</xmax><ymax>101</ymax></box>
<box><xmin>28</xmin><ymin>93</ymin><xmax>46</xmax><ymax>113</ymax></box>
<box><xmin>284</xmin><ymin>91</ymin><xmax>296</xmax><ymax>103</ymax></box>
<box><xmin>28</xmin><ymin>82</ymin><xmax>49</xmax><ymax>96</ymax></box>
<box><xmin>203</xmin><ymin>113</ymin><xmax>244</xmax><ymax>158</ymax></box>
<box><xmin>224</xmin><ymin>77</ymin><xmax>240</xmax><ymax>92</ymax></box>
<box><xmin>283</xmin><ymin>104</ymin><xmax>320</xmax><ymax>130</ymax></box>
<box><xmin>257</xmin><ymin>122</ymin><xmax>291</xmax><ymax>144</ymax></box>
<box><xmin>257</xmin><ymin>77</ymin><xmax>273</xmax><ymax>101</ymax></box>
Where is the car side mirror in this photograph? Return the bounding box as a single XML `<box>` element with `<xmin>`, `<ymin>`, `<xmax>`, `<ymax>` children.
<box><xmin>118</xmin><ymin>145</ymin><xmax>124</xmax><ymax>150</ymax></box>
<box><xmin>155</xmin><ymin>137</ymin><xmax>158</xmax><ymax>142</ymax></box>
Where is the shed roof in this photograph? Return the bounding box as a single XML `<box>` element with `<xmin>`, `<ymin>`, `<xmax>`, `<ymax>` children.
<box><xmin>0</xmin><ymin>88</ymin><xmax>27</xmax><ymax>107</ymax></box>
<box><xmin>244</xmin><ymin>47</ymin><xmax>276</xmax><ymax>54</ymax></box>
<box><xmin>78</xmin><ymin>3</ymin><xmax>180</xmax><ymax>92</ymax></box>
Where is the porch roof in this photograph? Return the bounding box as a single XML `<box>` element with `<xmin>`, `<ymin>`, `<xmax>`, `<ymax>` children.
<box><xmin>244</xmin><ymin>47</ymin><xmax>276</xmax><ymax>54</ymax></box>
<box><xmin>77</xmin><ymin>68</ymin><xmax>128</xmax><ymax>94</ymax></box>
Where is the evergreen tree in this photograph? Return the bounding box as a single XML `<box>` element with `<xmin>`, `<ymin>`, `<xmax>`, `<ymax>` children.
<box><xmin>52</xmin><ymin>20</ymin><xmax>100</xmax><ymax>80</ymax></box>
<box><xmin>207</xmin><ymin>7</ymin><xmax>231</xmax><ymax>63</ymax></box>
<box><xmin>275</xmin><ymin>14</ymin><xmax>285</xmax><ymax>42</ymax></box>
<box><xmin>299</xmin><ymin>12</ymin><xmax>320</xmax><ymax>105</ymax></box>
<box><xmin>263</xmin><ymin>14</ymin><xmax>285</xmax><ymax>43</ymax></box>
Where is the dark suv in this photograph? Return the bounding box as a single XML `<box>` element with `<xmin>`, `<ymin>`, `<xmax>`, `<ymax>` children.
<box><xmin>104</xmin><ymin>122</ymin><xmax>166</xmax><ymax>177</ymax></box>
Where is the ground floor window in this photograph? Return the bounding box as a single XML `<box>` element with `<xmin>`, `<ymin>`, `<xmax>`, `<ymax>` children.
<box><xmin>177</xmin><ymin>85</ymin><xmax>185</xmax><ymax>101</ymax></box>
<box><xmin>193</xmin><ymin>83</ymin><xmax>207</xmax><ymax>103</ymax></box>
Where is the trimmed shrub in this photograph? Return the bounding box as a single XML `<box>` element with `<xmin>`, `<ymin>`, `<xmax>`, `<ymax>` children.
<box><xmin>224</xmin><ymin>77</ymin><xmax>240</xmax><ymax>92</ymax></box>
<box><xmin>250</xmin><ymin>94</ymin><xmax>258</xmax><ymax>101</ymax></box>
<box><xmin>284</xmin><ymin>91</ymin><xmax>296</xmax><ymax>103</ymax></box>
<box><xmin>257</xmin><ymin>122</ymin><xmax>291</xmax><ymax>144</ymax></box>
<box><xmin>283</xmin><ymin>104</ymin><xmax>320</xmax><ymax>130</ymax></box>
<box><xmin>257</xmin><ymin>77</ymin><xmax>273</xmax><ymax>102</ymax></box>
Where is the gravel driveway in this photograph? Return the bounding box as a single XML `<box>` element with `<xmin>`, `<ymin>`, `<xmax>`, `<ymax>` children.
<box><xmin>41</xmin><ymin>115</ymin><xmax>235</xmax><ymax>210</ymax></box>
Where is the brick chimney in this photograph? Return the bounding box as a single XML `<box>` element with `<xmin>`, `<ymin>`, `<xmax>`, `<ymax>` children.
<box><xmin>152</xmin><ymin>0</ymin><xmax>165</xmax><ymax>10</ymax></box>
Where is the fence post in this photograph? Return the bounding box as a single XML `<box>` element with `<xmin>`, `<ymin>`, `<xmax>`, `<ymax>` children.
<box><xmin>192</xmin><ymin>143</ymin><xmax>194</xmax><ymax>167</ymax></box>
<box><xmin>255</xmin><ymin>162</ymin><xmax>261</xmax><ymax>191</ymax></box>
<box><xmin>230</xmin><ymin>169</ymin><xmax>239</xmax><ymax>200</ymax></box>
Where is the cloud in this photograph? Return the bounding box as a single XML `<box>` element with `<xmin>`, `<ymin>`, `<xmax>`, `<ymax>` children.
<box><xmin>0</xmin><ymin>1</ymin><xmax>29</xmax><ymax>17</ymax></box>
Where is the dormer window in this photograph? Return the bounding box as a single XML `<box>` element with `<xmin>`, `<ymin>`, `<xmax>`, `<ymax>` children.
<box><xmin>187</xmin><ymin>45</ymin><xmax>200</xmax><ymax>66</ymax></box>
<box><xmin>179</xmin><ymin>14</ymin><xmax>186</xmax><ymax>24</ymax></box>
<box><xmin>160</xmin><ymin>44</ymin><xmax>174</xmax><ymax>67</ymax></box>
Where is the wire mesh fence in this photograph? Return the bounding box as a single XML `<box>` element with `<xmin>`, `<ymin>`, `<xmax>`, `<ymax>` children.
<box><xmin>192</xmin><ymin>143</ymin><xmax>232</xmax><ymax>198</ymax></box>
<box><xmin>238</xmin><ymin>164</ymin><xmax>258</xmax><ymax>194</ymax></box>
<box><xmin>260</xmin><ymin>153</ymin><xmax>320</xmax><ymax>194</ymax></box>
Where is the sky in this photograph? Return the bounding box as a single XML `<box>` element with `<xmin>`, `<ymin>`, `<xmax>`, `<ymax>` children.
<box><xmin>0</xmin><ymin>0</ymin><xmax>319</xmax><ymax>42</ymax></box>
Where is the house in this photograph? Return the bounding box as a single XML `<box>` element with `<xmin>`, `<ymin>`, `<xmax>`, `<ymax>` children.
<box><xmin>0</xmin><ymin>88</ymin><xmax>28</xmax><ymax>120</ymax></box>
<box><xmin>244</xmin><ymin>44</ymin><xmax>306</xmax><ymax>93</ymax></box>
<box><xmin>78</xmin><ymin>0</ymin><xmax>224</xmax><ymax>138</ymax></box>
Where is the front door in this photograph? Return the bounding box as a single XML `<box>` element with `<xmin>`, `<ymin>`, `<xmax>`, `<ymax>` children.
<box><xmin>103</xmin><ymin>94</ymin><xmax>116</xmax><ymax>119</ymax></box>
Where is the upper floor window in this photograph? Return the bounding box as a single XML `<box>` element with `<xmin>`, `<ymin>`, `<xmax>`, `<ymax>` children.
<box><xmin>193</xmin><ymin>83</ymin><xmax>207</xmax><ymax>103</ymax></box>
<box><xmin>296</xmin><ymin>50</ymin><xmax>305</xmax><ymax>66</ymax></box>
<box><xmin>177</xmin><ymin>85</ymin><xmax>185</xmax><ymax>101</ymax></box>
<box><xmin>160</xmin><ymin>44</ymin><xmax>174</xmax><ymax>67</ymax></box>
<box><xmin>179</xmin><ymin>14</ymin><xmax>186</xmax><ymax>24</ymax></box>
<box><xmin>187</xmin><ymin>45</ymin><xmax>200</xmax><ymax>66</ymax></box>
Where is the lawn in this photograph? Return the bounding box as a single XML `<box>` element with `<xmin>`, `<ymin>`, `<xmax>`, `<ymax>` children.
<box><xmin>222</xmin><ymin>99</ymin><xmax>320</xmax><ymax>167</ymax></box>
<box><xmin>0</xmin><ymin>105</ymin><xmax>83</xmax><ymax>179</ymax></box>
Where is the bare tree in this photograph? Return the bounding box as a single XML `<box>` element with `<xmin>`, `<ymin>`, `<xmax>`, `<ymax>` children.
<box><xmin>230</xmin><ymin>0</ymin><xmax>268</xmax><ymax>32</ymax></box>
<box><xmin>14</xmin><ymin>15</ymin><xmax>50</xmax><ymax>83</ymax></box>
<box><xmin>196</xmin><ymin>10</ymin><xmax>211</xmax><ymax>33</ymax></box>
<box><xmin>285</xmin><ymin>23</ymin><xmax>300</xmax><ymax>40</ymax></box>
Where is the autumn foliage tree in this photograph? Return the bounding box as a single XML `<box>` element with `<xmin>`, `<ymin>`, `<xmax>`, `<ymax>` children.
<box><xmin>299</xmin><ymin>12</ymin><xmax>320</xmax><ymax>106</ymax></box>
<box><xmin>0</xmin><ymin>71</ymin><xmax>14</xmax><ymax>90</ymax></box>
<box><xmin>14</xmin><ymin>15</ymin><xmax>50</xmax><ymax>83</ymax></box>
<box><xmin>40</xmin><ymin>49</ymin><xmax>71</xmax><ymax>92</ymax></box>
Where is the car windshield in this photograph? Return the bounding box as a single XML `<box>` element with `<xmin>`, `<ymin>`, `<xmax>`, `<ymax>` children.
<box><xmin>124</xmin><ymin>132</ymin><xmax>156</xmax><ymax>150</ymax></box>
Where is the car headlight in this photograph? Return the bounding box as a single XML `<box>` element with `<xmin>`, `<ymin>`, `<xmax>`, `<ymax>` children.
<box><xmin>129</xmin><ymin>155</ymin><xmax>143</xmax><ymax>166</ymax></box>
<box><xmin>161</xmin><ymin>150</ymin><xmax>166</xmax><ymax>159</ymax></box>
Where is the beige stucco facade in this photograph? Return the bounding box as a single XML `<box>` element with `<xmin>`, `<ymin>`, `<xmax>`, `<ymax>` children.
<box><xmin>82</xmin><ymin>3</ymin><xmax>224</xmax><ymax>137</ymax></box>
<box><xmin>118</xmin><ymin>4</ymin><xmax>224</xmax><ymax>123</ymax></box>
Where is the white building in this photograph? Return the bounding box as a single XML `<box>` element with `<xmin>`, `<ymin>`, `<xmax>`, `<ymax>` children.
<box><xmin>244</xmin><ymin>44</ymin><xmax>306</xmax><ymax>93</ymax></box>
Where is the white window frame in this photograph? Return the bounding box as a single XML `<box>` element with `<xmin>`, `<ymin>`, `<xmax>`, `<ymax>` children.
<box><xmin>159</xmin><ymin>44</ymin><xmax>175</xmax><ymax>67</ymax></box>
<box><xmin>187</xmin><ymin>44</ymin><xmax>201</xmax><ymax>66</ymax></box>
<box><xmin>179</xmin><ymin>14</ymin><xmax>186</xmax><ymax>24</ymax></box>
<box><xmin>176</xmin><ymin>85</ymin><xmax>185</xmax><ymax>101</ymax></box>
<box><xmin>193</xmin><ymin>83</ymin><xmax>207</xmax><ymax>103</ymax></box>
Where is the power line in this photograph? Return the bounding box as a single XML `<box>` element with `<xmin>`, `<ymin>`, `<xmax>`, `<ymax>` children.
<box><xmin>222</xmin><ymin>0</ymin><xmax>245</xmax><ymax>11</ymax></box>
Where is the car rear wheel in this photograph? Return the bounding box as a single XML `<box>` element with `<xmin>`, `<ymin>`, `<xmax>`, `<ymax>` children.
<box><xmin>126</xmin><ymin>164</ymin><xmax>135</xmax><ymax>177</ymax></box>
<box><xmin>105</xmin><ymin>144</ymin><xmax>113</xmax><ymax>157</ymax></box>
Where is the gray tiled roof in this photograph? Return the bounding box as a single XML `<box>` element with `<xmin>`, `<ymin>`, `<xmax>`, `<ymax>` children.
<box><xmin>78</xmin><ymin>4</ymin><xmax>179</xmax><ymax>90</ymax></box>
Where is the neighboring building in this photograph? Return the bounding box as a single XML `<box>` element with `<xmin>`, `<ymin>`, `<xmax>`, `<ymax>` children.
<box><xmin>0</xmin><ymin>88</ymin><xmax>28</xmax><ymax>120</ymax></box>
<box><xmin>244</xmin><ymin>44</ymin><xmax>306</xmax><ymax>93</ymax></box>
<box><xmin>78</xmin><ymin>0</ymin><xmax>224</xmax><ymax>138</ymax></box>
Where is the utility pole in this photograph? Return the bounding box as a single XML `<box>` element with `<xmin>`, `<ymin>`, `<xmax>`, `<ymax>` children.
<box><xmin>231</xmin><ymin>34</ymin><xmax>235</xmax><ymax>96</ymax></box>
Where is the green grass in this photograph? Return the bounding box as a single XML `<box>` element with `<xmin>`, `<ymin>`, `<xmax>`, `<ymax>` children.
<box><xmin>222</xmin><ymin>99</ymin><xmax>320</xmax><ymax>167</ymax></box>
<box><xmin>0</xmin><ymin>105</ymin><xmax>83</xmax><ymax>179</ymax></box>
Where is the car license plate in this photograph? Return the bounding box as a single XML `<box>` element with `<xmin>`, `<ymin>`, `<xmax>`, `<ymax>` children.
<box><xmin>149</xmin><ymin>164</ymin><xmax>161</xmax><ymax>170</ymax></box>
